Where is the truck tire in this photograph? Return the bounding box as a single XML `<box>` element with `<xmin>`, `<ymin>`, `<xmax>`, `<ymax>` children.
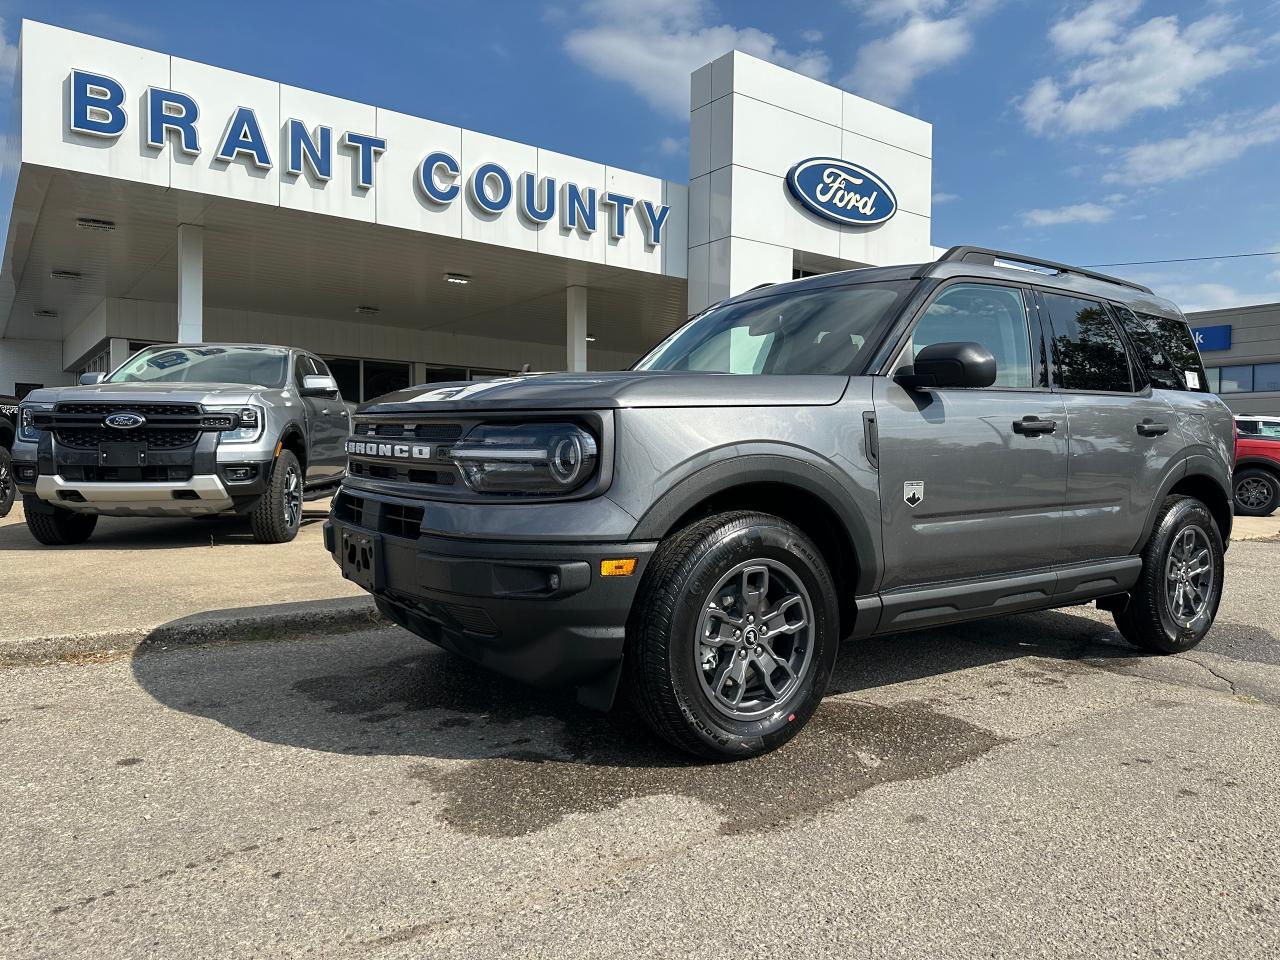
<box><xmin>622</xmin><ymin>511</ymin><xmax>839</xmax><ymax>760</ymax></box>
<box><xmin>1232</xmin><ymin>466</ymin><xmax>1279</xmax><ymax>517</ymax></box>
<box><xmin>1114</xmin><ymin>495</ymin><xmax>1224</xmax><ymax>654</ymax></box>
<box><xmin>0</xmin><ymin>448</ymin><xmax>14</xmax><ymax>519</ymax></box>
<box><xmin>249</xmin><ymin>450</ymin><xmax>303</xmax><ymax>544</ymax></box>
<box><xmin>23</xmin><ymin>495</ymin><xmax>98</xmax><ymax>545</ymax></box>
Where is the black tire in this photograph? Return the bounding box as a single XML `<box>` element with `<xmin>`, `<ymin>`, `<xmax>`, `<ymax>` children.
<box><xmin>1114</xmin><ymin>495</ymin><xmax>1224</xmax><ymax>654</ymax></box>
<box><xmin>248</xmin><ymin>450</ymin><xmax>303</xmax><ymax>544</ymax></box>
<box><xmin>0</xmin><ymin>448</ymin><xmax>14</xmax><ymax>519</ymax></box>
<box><xmin>23</xmin><ymin>495</ymin><xmax>98</xmax><ymax>545</ymax></box>
<box><xmin>1232</xmin><ymin>466</ymin><xmax>1279</xmax><ymax>517</ymax></box>
<box><xmin>622</xmin><ymin>511</ymin><xmax>839</xmax><ymax>760</ymax></box>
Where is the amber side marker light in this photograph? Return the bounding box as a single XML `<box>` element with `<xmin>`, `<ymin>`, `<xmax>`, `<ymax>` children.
<box><xmin>600</xmin><ymin>558</ymin><xmax>637</xmax><ymax>577</ymax></box>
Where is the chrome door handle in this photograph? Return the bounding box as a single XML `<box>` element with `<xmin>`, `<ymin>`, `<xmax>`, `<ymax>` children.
<box><xmin>1013</xmin><ymin>416</ymin><xmax>1057</xmax><ymax>435</ymax></box>
<box><xmin>1136</xmin><ymin>419</ymin><xmax>1169</xmax><ymax>437</ymax></box>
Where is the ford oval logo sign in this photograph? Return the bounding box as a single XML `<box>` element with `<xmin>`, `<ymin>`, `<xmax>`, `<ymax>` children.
<box><xmin>786</xmin><ymin>157</ymin><xmax>897</xmax><ymax>227</ymax></box>
<box><xmin>104</xmin><ymin>412</ymin><xmax>146</xmax><ymax>430</ymax></box>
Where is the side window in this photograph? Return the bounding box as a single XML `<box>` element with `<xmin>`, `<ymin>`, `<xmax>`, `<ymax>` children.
<box><xmin>1042</xmin><ymin>292</ymin><xmax>1133</xmax><ymax>392</ymax></box>
<box><xmin>1114</xmin><ymin>307</ymin><xmax>1207</xmax><ymax>391</ymax></box>
<box><xmin>909</xmin><ymin>283</ymin><xmax>1033</xmax><ymax>387</ymax></box>
<box><xmin>292</xmin><ymin>354</ymin><xmax>312</xmax><ymax>386</ymax></box>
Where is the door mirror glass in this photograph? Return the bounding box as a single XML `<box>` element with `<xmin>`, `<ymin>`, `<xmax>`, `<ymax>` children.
<box><xmin>896</xmin><ymin>341</ymin><xmax>997</xmax><ymax>389</ymax></box>
<box><xmin>79</xmin><ymin>372</ymin><xmax>106</xmax><ymax>385</ymax></box>
<box><xmin>300</xmin><ymin>374</ymin><xmax>339</xmax><ymax>397</ymax></box>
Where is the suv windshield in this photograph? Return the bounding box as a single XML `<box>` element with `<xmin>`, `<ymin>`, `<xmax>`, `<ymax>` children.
<box><xmin>105</xmin><ymin>346</ymin><xmax>288</xmax><ymax>387</ymax></box>
<box><xmin>635</xmin><ymin>281</ymin><xmax>910</xmax><ymax>375</ymax></box>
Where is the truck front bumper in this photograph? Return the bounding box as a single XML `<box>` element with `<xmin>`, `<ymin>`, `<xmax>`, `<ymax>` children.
<box><xmin>31</xmin><ymin>473</ymin><xmax>234</xmax><ymax>516</ymax></box>
<box><xmin>325</xmin><ymin>503</ymin><xmax>657</xmax><ymax>710</ymax></box>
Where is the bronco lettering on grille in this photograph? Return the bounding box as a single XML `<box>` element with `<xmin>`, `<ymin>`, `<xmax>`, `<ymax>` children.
<box><xmin>345</xmin><ymin>440</ymin><xmax>434</xmax><ymax>460</ymax></box>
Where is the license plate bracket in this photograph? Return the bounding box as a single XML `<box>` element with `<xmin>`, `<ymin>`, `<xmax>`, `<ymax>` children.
<box><xmin>99</xmin><ymin>443</ymin><xmax>147</xmax><ymax>467</ymax></box>
<box><xmin>339</xmin><ymin>526</ymin><xmax>383</xmax><ymax>591</ymax></box>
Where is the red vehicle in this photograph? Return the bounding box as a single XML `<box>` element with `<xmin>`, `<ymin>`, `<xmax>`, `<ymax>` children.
<box><xmin>1233</xmin><ymin>416</ymin><xmax>1280</xmax><ymax>516</ymax></box>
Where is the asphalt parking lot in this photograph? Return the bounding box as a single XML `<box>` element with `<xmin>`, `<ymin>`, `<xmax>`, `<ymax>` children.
<box><xmin>2</xmin><ymin>526</ymin><xmax>1279</xmax><ymax>958</ymax></box>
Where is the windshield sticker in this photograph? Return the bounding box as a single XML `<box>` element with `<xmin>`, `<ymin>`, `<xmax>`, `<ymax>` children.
<box><xmin>1185</xmin><ymin>370</ymin><xmax>1200</xmax><ymax>390</ymax></box>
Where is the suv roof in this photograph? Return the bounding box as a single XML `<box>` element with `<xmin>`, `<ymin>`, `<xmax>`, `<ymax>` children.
<box><xmin>731</xmin><ymin>245</ymin><xmax>1185</xmax><ymax>321</ymax></box>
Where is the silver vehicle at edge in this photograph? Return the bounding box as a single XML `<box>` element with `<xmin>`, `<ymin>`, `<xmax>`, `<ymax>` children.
<box><xmin>12</xmin><ymin>344</ymin><xmax>349</xmax><ymax>544</ymax></box>
<box><xmin>326</xmin><ymin>247</ymin><xmax>1236</xmax><ymax>760</ymax></box>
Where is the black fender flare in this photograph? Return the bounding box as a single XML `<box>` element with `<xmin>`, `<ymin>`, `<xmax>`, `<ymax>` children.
<box><xmin>1133</xmin><ymin>456</ymin><xmax>1232</xmax><ymax>552</ymax></box>
<box><xmin>1234</xmin><ymin>456</ymin><xmax>1280</xmax><ymax>476</ymax></box>
<box><xmin>628</xmin><ymin>452</ymin><xmax>880</xmax><ymax>594</ymax></box>
<box><xmin>270</xmin><ymin>421</ymin><xmax>309</xmax><ymax>477</ymax></box>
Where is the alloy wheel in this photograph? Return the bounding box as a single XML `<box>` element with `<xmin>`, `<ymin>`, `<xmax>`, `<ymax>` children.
<box><xmin>696</xmin><ymin>558</ymin><xmax>815</xmax><ymax>721</ymax></box>
<box><xmin>1164</xmin><ymin>524</ymin><xmax>1214</xmax><ymax>628</ymax></box>
<box><xmin>1235</xmin><ymin>476</ymin><xmax>1273</xmax><ymax>511</ymax></box>
<box><xmin>283</xmin><ymin>466</ymin><xmax>302</xmax><ymax>528</ymax></box>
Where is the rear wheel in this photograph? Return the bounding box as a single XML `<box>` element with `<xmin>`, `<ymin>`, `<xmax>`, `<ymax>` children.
<box><xmin>622</xmin><ymin>511</ymin><xmax>838</xmax><ymax>760</ymax></box>
<box><xmin>0</xmin><ymin>449</ymin><xmax>14</xmax><ymax>518</ymax></box>
<box><xmin>23</xmin><ymin>495</ymin><xmax>98</xmax><ymax>545</ymax></box>
<box><xmin>1233</xmin><ymin>466</ymin><xmax>1279</xmax><ymax>517</ymax></box>
<box><xmin>1114</xmin><ymin>496</ymin><xmax>1223</xmax><ymax>654</ymax></box>
<box><xmin>249</xmin><ymin>450</ymin><xmax>303</xmax><ymax>544</ymax></box>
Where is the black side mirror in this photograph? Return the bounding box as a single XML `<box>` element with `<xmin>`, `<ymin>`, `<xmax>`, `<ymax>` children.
<box><xmin>895</xmin><ymin>341</ymin><xmax>997</xmax><ymax>390</ymax></box>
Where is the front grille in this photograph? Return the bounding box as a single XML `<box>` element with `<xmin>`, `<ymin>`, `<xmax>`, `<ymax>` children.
<box><xmin>55</xmin><ymin>402</ymin><xmax>202</xmax><ymax>418</ymax></box>
<box><xmin>356</xmin><ymin>421</ymin><xmax>463</xmax><ymax>442</ymax></box>
<box><xmin>382</xmin><ymin>502</ymin><xmax>424</xmax><ymax>539</ymax></box>
<box><xmin>57</xmin><ymin>465</ymin><xmax>195</xmax><ymax>482</ymax></box>
<box><xmin>56</xmin><ymin>428</ymin><xmax>199</xmax><ymax>449</ymax></box>
<box><xmin>347</xmin><ymin>461</ymin><xmax>456</xmax><ymax>486</ymax></box>
<box><xmin>334</xmin><ymin>492</ymin><xmax>423</xmax><ymax>540</ymax></box>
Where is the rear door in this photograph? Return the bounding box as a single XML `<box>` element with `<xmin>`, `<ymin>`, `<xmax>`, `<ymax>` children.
<box><xmin>874</xmin><ymin>279</ymin><xmax>1068</xmax><ymax>591</ymax></box>
<box><xmin>1040</xmin><ymin>291</ymin><xmax>1183</xmax><ymax>562</ymax></box>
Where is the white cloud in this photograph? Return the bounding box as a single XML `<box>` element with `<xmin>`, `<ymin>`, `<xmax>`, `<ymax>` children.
<box><xmin>1021</xmin><ymin>202</ymin><xmax>1114</xmax><ymax>226</ymax></box>
<box><xmin>1106</xmin><ymin>104</ymin><xmax>1280</xmax><ymax>184</ymax></box>
<box><xmin>932</xmin><ymin>190</ymin><xmax>959</xmax><ymax>204</ymax></box>
<box><xmin>1020</xmin><ymin>6</ymin><xmax>1257</xmax><ymax>136</ymax></box>
<box><xmin>563</xmin><ymin>0</ymin><xmax>830</xmax><ymax>119</ymax></box>
<box><xmin>800</xmin><ymin>28</ymin><xmax>824</xmax><ymax>44</ymax></box>
<box><xmin>841</xmin><ymin>1</ymin><xmax>997</xmax><ymax>107</ymax></box>
<box><xmin>657</xmin><ymin>135</ymin><xmax>687</xmax><ymax>156</ymax></box>
<box><xmin>0</xmin><ymin>18</ymin><xmax>16</xmax><ymax>83</ymax></box>
<box><xmin>1133</xmin><ymin>275</ymin><xmax>1280</xmax><ymax>313</ymax></box>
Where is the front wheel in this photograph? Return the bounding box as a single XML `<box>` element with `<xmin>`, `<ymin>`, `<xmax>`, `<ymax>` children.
<box><xmin>248</xmin><ymin>450</ymin><xmax>303</xmax><ymax>544</ymax></box>
<box><xmin>0</xmin><ymin>449</ymin><xmax>14</xmax><ymax>518</ymax></box>
<box><xmin>1233</xmin><ymin>466</ymin><xmax>1279</xmax><ymax>517</ymax></box>
<box><xmin>23</xmin><ymin>495</ymin><xmax>98</xmax><ymax>545</ymax></box>
<box><xmin>1114</xmin><ymin>496</ymin><xmax>1224</xmax><ymax>654</ymax></box>
<box><xmin>622</xmin><ymin>511</ymin><xmax>839</xmax><ymax>760</ymax></box>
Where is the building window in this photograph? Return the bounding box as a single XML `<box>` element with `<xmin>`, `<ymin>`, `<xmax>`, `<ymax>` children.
<box><xmin>1219</xmin><ymin>365</ymin><xmax>1254</xmax><ymax>394</ymax></box>
<box><xmin>326</xmin><ymin>357</ymin><xmax>361</xmax><ymax>401</ymax></box>
<box><xmin>1254</xmin><ymin>363</ymin><xmax>1280</xmax><ymax>393</ymax></box>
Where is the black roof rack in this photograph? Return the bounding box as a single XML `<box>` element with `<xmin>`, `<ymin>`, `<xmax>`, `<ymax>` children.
<box><xmin>933</xmin><ymin>245</ymin><xmax>1153</xmax><ymax>295</ymax></box>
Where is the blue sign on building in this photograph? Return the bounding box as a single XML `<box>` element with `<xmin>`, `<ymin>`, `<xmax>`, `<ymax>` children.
<box><xmin>786</xmin><ymin>157</ymin><xmax>897</xmax><ymax>226</ymax></box>
<box><xmin>1191</xmin><ymin>324</ymin><xmax>1232</xmax><ymax>352</ymax></box>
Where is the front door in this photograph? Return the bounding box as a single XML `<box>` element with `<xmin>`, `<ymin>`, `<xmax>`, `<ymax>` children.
<box><xmin>873</xmin><ymin>280</ymin><xmax>1068</xmax><ymax>593</ymax></box>
<box><xmin>294</xmin><ymin>354</ymin><xmax>347</xmax><ymax>483</ymax></box>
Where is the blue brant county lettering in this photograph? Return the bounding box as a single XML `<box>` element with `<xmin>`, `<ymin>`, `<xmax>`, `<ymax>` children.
<box><xmin>786</xmin><ymin>157</ymin><xmax>897</xmax><ymax>226</ymax></box>
<box><xmin>64</xmin><ymin>68</ymin><xmax>671</xmax><ymax>247</ymax></box>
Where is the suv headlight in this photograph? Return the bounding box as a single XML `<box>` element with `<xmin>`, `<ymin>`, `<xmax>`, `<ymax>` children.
<box><xmin>17</xmin><ymin>402</ymin><xmax>53</xmax><ymax>442</ymax></box>
<box><xmin>450</xmin><ymin>422</ymin><xmax>599</xmax><ymax>495</ymax></box>
<box><xmin>208</xmin><ymin>405</ymin><xmax>264</xmax><ymax>443</ymax></box>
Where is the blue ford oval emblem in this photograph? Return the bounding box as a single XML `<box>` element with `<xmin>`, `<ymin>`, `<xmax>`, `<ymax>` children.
<box><xmin>785</xmin><ymin>157</ymin><xmax>897</xmax><ymax>226</ymax></box>
<box><xmin>104</xmin><ymin>412</ymin><xmax>146</xmax><ymax>430</ymax></box>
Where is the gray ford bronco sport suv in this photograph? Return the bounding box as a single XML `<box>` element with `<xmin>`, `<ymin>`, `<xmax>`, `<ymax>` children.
<box><xmin>326</xmin><ymin>247</ymin><xmax>1234</xmax><ymax>759</ymax></box>
<box><xmin>13</xmin><ymin>344</ymin><xmax>349</xmax><ymax>545</ymax></box>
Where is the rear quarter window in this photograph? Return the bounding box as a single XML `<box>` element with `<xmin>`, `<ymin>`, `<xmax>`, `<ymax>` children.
<box><xmin>1114</xmin><ymin>306</ymin><xmax>1208</xmax><ymax>392</ymax></box>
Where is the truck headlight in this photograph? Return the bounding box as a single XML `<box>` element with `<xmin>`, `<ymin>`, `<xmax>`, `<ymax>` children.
<box><xmin>208</xmin><ymin>405</ymin><xmax>264</xmax><ymax>443</ymax></box>
<box><xmin>17</xmin><ymin>402</ymin><xmax>53</xmax><ymax>442</ymax></box>
<box><xmin>450</xmin><ymin>422</ymin><xmax>599</xmax><ymax>495</ymax></box>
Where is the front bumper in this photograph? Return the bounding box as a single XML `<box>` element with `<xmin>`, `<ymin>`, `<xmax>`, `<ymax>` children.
<box><xmin>325</xmin><ymin>504</ymin><xmax>657</xmax><ymax>709</ymax></box>
<box><xmin>33</xmin><ymin>473</ymin><xmax>234</xmax><ymax>516</ymax></box>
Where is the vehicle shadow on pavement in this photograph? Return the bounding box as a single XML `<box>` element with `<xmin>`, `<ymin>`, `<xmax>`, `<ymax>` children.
<box><xmin>0</xmin><ymin>507</ymin><xmax>329</xmax><ymax>551</ymax></box>
<box><xmin>126</xmin><ymin>603</ymin><xmax>1153</xmax><ymax>837</ymax></box>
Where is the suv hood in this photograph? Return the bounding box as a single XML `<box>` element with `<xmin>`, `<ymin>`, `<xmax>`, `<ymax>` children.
<box><xmin>24</xmin><ymin>382</ymin><xmax>265</xmax><ymax>406</ymax></box>
<box><xmin>362</xmin><ymin>371</ymin><xmax>851</xmax><ymax>414</ymax></box>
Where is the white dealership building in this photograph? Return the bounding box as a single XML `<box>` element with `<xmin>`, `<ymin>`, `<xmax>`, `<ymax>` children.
<box><xmin>0</xmin><ymin>19</ymin><xmax>939</xmax><ymax>401</ymax></box>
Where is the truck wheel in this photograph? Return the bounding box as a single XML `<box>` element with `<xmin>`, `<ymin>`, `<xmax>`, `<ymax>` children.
<box><xmin>623</xmin><ymin>511</ymin><xmax>839</xmax><ymax>760</ymax></box>
<box><xmin>1114</xmin><ymin>496</ymin><xmax>1223</xmax><ymax>654</ymax></box>
<box><xmin>0</xmin><ymin>449</ymin><xmax>14</xmax><ymax>518</ymax></box>
<box><xmin>23</xmin><ymin>495</ymin><xmax>98</xmax><ymax>545</ymax></box>
<box><xmin>1233</xmin><ymin>467</ymin><xmax>1279</xmax><ymax>517</ymax></box>
<box><xmin>249</xmin><ymin>450</ymin><xmax>303</xmax><ymax>544</ymax></box>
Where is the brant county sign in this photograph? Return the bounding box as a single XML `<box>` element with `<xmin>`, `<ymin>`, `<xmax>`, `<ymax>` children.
<box><xmin>785</xmin><ymin>157</ymin><xmax>897</xmax><ymax>227</ymax></box>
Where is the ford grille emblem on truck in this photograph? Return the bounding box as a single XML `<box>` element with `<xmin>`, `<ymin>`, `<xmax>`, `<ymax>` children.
<box><xmin>785</xmin><ymin>157</ymin><xmax>897</xmax><ymax>226</ymax></box>
<box><xmin>104</xmin><ymin>412</ymin><xmax>146</xmax><ymax>430</ymax></box>
<box><xmin>345</xmin><ymin>440</ymin><xmax>434</xmax><ymax>460</ymax></box>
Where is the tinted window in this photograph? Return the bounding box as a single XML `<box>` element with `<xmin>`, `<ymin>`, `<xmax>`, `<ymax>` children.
<box><xmin>1114</xmin><ymin>307</ymin><xmax>1206</xmax><ymax>391</ymax></box>
<box><xmin>1043</xmin><ymin>293</ymin><xmax>1132</xmax><ymax>392</ymax></box>
<box><xmin>363</xmin><ymin>360</ymin><xmax>411</xmax><ymax>401</ymax></box>
<box><xmin>106</xmin><ymin>346</ymin><xmax>288</xmax><ymax>388</ymax></box>
<box><xmin>1255</xmin><ymin>363</ymin><xmax>1280</xmax><ymax>393</ymax></box>
<box><xmin>910</xmin><ymin>283</ymin><xmax>1033</xmax><ymax>387</ymax></box>
<box><xmin>326</xmin><ymin>358</ymin><xmax>360</xmax><ymax>401</ymax></box>
<box><xmin>1219</xmin><ymin>365</ymin><xmax>1253</xmax><ymax>393</ymax></box>
<box><xmin>635</xmin><ymin>282</ymin><xmax>911</xmax><ymax>375</ymax></box>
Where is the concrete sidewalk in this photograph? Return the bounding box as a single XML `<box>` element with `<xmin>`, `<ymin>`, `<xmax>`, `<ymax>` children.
<box><xmin>0</xmin><ymin>498</ymin><xmax>374</xmax><ymax>662</ymax></box>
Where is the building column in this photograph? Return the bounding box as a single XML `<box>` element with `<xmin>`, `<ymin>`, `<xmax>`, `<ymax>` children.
<box><xmin>108</xmin><ymin>337</ymin><xmax>131</xmax><ymax>370</ymax></box>
<box><xmin>177</xmin><ymin>223</ymin><xmax>204</xmax><ymax>342</ymax></box>
<box><xmin>566</xmin><ymin>285</ymin><xmax>588</xmax><ymax>372</ymax></box>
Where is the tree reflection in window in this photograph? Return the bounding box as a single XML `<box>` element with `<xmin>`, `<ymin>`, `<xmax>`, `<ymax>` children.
<box><xmin>1043</xmin><ymin>293</ymin><xmax>1132</xmax><ymax>392</ymax></box>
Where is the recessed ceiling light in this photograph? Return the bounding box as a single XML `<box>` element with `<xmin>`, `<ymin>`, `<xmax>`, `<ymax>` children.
<box><xmin>34</xmin><ymin>309</ymin><xmax>58</xmax><ymax>319</ymax></box>
<box><xmin>585</xmin><ymin>335</ymin><xmax>597</xmax><ymax>342</ymax></box>
<box><xmin>354</xmin><ymin>305</ymin><xmax>380</xmax><ymax>316</ymax></box>
<box><xmin>50</xmin><ymin>270</ymin><xmax>83</xmax><ymax>281</ymax></box>
<box><xmin>75</xmin><ymin>218</ymin><xmax>116</xmax><ymax>232</ymax></box>
<box><xmin>443</xmin><ymin>273</ymin><xmax>471</xmax><ymax>285</ymax></box>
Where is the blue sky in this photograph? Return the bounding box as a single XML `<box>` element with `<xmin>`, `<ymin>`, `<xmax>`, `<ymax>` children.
<box><xmin>4</xmin><ymin>0</ymin><xmax>1280</xmax><ymax>311</ymax></box>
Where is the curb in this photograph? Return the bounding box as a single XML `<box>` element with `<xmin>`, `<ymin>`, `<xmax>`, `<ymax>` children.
<box><xmin>0</xmin><ymin>596</ymin><xmax>388</xmax><ymax>667</ymax></box>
